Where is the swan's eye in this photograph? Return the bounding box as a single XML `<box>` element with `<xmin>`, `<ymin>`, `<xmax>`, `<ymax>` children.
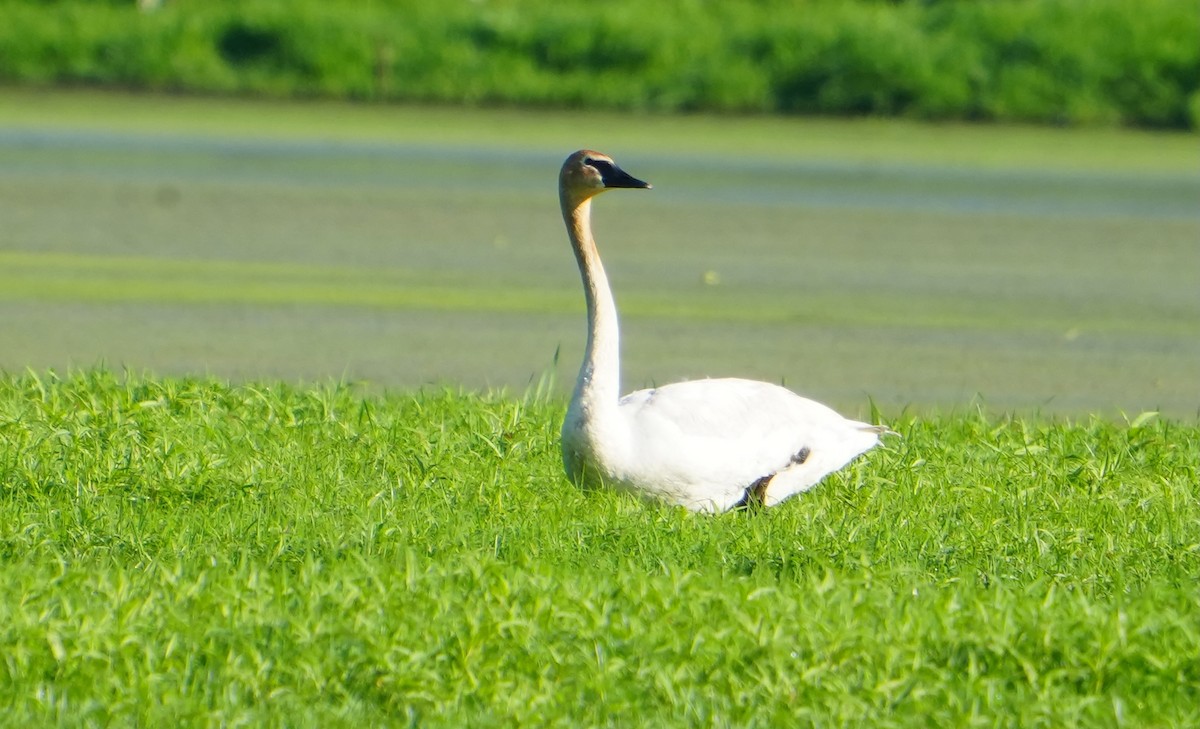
<box><xmin>588</xmin><ymin>159</ymin><xmax>615</xmax><ymax>176</ymax></box>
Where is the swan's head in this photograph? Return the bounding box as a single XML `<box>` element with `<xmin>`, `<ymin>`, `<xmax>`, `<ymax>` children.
<box><xmin>560</xmin><ymin>150</ymin><xmax>651</xmax><ymax>205</ymax></box>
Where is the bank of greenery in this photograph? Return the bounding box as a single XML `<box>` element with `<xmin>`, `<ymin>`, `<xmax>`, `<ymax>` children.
<box><xmin>1</xmin><ymin>0</ymin><xmax>1197</xmax><ymax>129</ymax></box>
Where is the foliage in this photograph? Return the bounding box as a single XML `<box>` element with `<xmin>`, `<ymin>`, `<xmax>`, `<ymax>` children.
<box><xmin>0</xmin><ymin>0</ymin><xmax>1196</xmax><ymax>129</ymax></box>
<box><xmin>1</xmin><ymin>370</ymin><xmax>1198</xmax><ymax>725</ymax></box>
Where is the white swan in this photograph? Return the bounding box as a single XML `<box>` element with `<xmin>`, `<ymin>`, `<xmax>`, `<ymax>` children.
<box><xmin>558</xmin><ymin>149</ymin><xmax>890</xmax><ymax>513</ymax></box>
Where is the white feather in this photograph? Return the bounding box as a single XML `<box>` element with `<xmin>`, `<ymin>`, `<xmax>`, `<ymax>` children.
<box><xmin>557</xmin><ymin>150</ymin><xmax>890</xmax><ymax>513</ymax></box>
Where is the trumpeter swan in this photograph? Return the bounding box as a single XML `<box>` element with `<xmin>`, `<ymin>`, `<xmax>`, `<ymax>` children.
<box><xmin>558</xmin><ymin>150</ymin><xmax>890</xmax><ymax>513</ymax></box>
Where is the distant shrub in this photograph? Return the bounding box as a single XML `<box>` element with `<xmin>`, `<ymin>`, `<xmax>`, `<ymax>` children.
<box><xmin>0</xmin><ymin>0</ymin><xmax>1195</xmax><ymax>129</ymax></box>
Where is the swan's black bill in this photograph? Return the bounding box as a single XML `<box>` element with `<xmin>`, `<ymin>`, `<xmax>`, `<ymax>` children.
<box><xmin>601</xmin><ymin>165</ymin><xmax>652</xmax><ymax>190</ymax></box>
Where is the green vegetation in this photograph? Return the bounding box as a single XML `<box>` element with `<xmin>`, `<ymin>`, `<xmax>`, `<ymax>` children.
<box><xmin>1</xmin><ymin>0</ymin><xmax>1197</xmax><ymax>129</ymax></box>
<box><xmin>1</xmin><ymin>89</ymin><xmax>1197</xmax><ymax>724</ymax></box>
<box><xmin>1</xmin><ymin>370</ymin><xmax>1197</xmax><ymax>726</ymax></box>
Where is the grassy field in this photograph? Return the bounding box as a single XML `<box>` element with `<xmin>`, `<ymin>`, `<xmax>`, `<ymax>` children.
<box><xmin>1</xmin><ymin>89</ymin><xmax>1198</xmax><ymax>418</ymax></box>
<box><xmin>1</xmin><ymin>370</ymin><xmax>1198</xmax><ymax>726</ymax></box>
<box><xmin>1</xmin><ymin>90</ymin><xmax>1199</xmax><ymax>725</ymax></box>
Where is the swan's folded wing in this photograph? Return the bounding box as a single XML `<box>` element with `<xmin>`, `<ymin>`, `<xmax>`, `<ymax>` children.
<box><xmin>618</xmin><ymin>378</ymin><xmax>877</xmax><ymax>501</ymax></box>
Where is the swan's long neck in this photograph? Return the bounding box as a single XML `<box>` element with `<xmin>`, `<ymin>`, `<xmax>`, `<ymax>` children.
<box><xmin>564</xmin><ymin>193</ymin><xmax>621</xmax><ymax>417</ymax></box>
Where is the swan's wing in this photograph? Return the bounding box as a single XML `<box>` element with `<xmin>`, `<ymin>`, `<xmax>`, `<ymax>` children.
<box><xmin>618</xmin><ymin>378</ymin><xmax>881</xmax><ymax>509</ymax></box>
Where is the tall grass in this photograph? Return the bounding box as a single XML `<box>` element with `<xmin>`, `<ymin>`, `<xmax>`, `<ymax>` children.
<box><xmin>0</xmin><ymin>0</ymin><xmax>1197</xmax><ymax>129</ymax></box>
<box><xmin>1</xmin><ymin>370</ymin><xmax>1197</xmax><ymax>725</ymax></box>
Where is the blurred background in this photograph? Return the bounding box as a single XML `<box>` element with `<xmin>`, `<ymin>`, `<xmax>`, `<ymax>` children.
<box><xmin>1</xmin><ymin>0</ymin><xmax>1197</xmax><ymax>417</ymax></box>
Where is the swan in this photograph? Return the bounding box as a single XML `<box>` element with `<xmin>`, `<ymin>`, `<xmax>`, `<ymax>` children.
<box><xmin>558</xmin><ymin>149</ymin><xmax>890</xmax><ymax>513</ymax></box>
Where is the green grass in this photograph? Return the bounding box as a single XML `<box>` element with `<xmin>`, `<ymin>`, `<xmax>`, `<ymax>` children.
<box><xmin>1</xmin><ymin>370</ymin><xmax>1198</xmax><ymax>726</ymax></box>
<box><xmin>2</xmin><ymin>80</ymin><xmax>1198</xmax><ymax>729</ymax></box>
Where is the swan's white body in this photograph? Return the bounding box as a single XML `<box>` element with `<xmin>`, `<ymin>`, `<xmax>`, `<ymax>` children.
<box><xmin>558</xmin><ymin>150</ymin><xmax>888</xmax><ymax>513</ymax></box>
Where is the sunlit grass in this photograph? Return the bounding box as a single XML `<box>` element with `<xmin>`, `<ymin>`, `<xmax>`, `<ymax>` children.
<box><xmin>1</xmin><ymin>370</ymin><xmax>1197</xmax><ymax>726</ymax></box>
